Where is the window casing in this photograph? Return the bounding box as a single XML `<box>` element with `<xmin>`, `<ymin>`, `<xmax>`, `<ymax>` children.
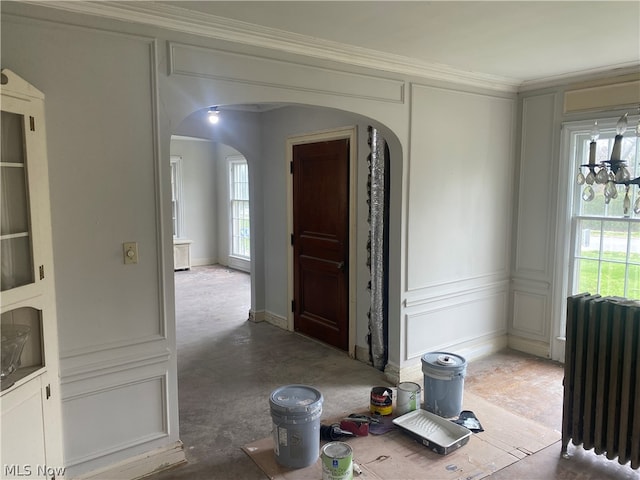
<box><xmin>170</xmin><ymin>156</ymin><xmax>184</xmax><ymax>238</ymax></box>
<box><xmin>569</xmin><ymin>118</ymin><xmax>640</xmax><ymax>300</ymax></box>
<box><xmin>229</xmin><ymin>158</ymin><xmax>250</xmax><ymax>259</ymax></box>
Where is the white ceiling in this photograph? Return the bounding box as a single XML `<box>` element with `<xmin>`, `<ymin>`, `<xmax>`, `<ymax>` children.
<box><xmin>27</xmin><ymin>1</ymin><xmax>640</xmax><ymax>89</ymax></box>
<box><xmin>161</xmin><ymin>1</ymin><xmax>640</xmax><ymax>86</ymax></box>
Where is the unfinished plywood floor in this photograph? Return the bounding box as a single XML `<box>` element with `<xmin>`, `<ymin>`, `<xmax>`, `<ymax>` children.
<box><xmin>146</xmin><ymin>265</ymin><xmax>638</xmax><ymax>480</ymax></box>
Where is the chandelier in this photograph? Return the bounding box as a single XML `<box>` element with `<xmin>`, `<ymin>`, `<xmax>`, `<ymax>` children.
<box><xmin>576</xmin><ymin>109</ymin><xmax>640</xmax><ymax>216</ymax></box>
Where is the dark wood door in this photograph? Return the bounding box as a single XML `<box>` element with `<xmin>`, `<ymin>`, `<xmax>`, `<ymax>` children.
<box><xmin>292</xmin><ymin>138</ymin><xmax>349</xmax><ymax>350</ymax></box>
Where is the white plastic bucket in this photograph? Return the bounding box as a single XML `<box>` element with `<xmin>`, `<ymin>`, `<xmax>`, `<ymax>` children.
<box><xmin>269</xmin><ymin>384</ymin><xmax>323</xmax><ymax>468</ymax></box>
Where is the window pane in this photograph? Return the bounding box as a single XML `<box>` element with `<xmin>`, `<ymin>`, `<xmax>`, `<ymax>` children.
<box><xmin>599</xmin><ymin>261</ymin><xmax>626</xmax><ymax>297</ymax></box>
<box><xmin>170</xmin><ymin>157</ymin><xmax>182</xmax><ymax>238</ymax></box>
<box><xmin>627</xmin><ymin>264</ymin><xmax>640</xmax><ymax>299</ymax></box>
<box><xmin>601</xmin><ymin>221</ymin><xmax>628</xmax><ymax>262</ymax></box>
<box><xmin>1</xmin><ymin>166</ymin><xmax>30</xmax><ymax>235</ymax></box>
<box><xmin>1</xmin><ymin>111</ymin><xmax>25</xmax><ymax>164</ymax></box>
<box><xmin>230</xmin><ymin>159</ymin><xmax>250</xmax><ymax>259</ymax></box>
<box><xmin>576</xmin><ymin>219</ymin><xmax>601</xmax><ymax>259</ymax></box>
<box><xmin>575</xmin><ymin>258</ymin><xmax>598</xmax><ymax>294</ymax></box>
<box><xmin>1</xmin><ymin>236</ymin><xmax>34</xmax><ymax>291</ymax></box>
<box><xmin>631</xmin><ymin>222</ymin><xmax>640</xmax><ymax>264</ymax></box>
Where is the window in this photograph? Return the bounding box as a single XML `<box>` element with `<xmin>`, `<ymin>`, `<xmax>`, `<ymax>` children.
<box><xmin>569</xmin><ymin>118</ymin><xmax>640</xmax><ymax>300</ymax></box>
<box><xmin>170</xmin><ymin>156</ymin><xmax>183</xmax><ymax>238</ymax></box>
<box><xmin>229</xmin><ymin>157</ymin><xmax>250</xmax><ymax>259</ymax></box>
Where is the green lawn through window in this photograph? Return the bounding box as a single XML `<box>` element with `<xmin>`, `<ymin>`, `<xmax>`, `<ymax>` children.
<box><xmin>577</xmin><ymin>251</ymin><xmax>640</xmax><ymax>299</ymax></box>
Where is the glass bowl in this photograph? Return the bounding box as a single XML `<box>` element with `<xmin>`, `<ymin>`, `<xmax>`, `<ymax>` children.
<box><xmin>1</xmin><ymin>324</ymin><xmax>31</xmax><ymax>381</ymax></box>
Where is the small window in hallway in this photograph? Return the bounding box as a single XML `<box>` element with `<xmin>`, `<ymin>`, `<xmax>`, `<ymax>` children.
<box><xmin>229</xmin><ymin>157</ymin><xmax>250</xmax><ymax>259</ymax></box>
<box><xmin>170</xmin><ymin>155</ymin><xmax>184</xmax><ymax>238</ymax></box>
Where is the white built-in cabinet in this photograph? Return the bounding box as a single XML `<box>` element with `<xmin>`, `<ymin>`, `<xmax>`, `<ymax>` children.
<box><xmin>173</xmin><ymin>239</ymin><xmax>192</xmax><ymax>270</ymax></box>
<box><xmin>0</xmin><ymin>70</ymin><xmax>64</xmax><ymax>479</ymax></box>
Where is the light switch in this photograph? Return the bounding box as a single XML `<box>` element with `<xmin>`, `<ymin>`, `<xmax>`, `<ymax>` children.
<box><xmin>123</xmin><ymin>242</ymin><xmax>138</xmax><ymax>264</ymax></box>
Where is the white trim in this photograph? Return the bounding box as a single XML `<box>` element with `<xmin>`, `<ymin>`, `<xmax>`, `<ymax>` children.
<box><xmin>25</xmin><ymin>1</ymin><xmax>520</xmax><ymax>93</ymax></box>
<box><xmin>228</xmin><ymin>256</ymin><xmax>250</xmax><ymax>273</ymax></box>
<box><xmin>387</xmin><ymin>333</ymin><xmax>508</xmax><ymax>384</ymax></box>
<box><xmin>551</xmin><ymin>122</ymin><xmax>577</xmax><ymax>362</ymax></box>
<box><xmin>190</xmin><ymin>257</ymin><xmax>217</xmax><ymax>267</ymax></box>
<box><xmin>286</xmin><ymin>126</ymin><xmax>358</xmax><ymax>356</ymax></box>
<box><xmin>508</xmin><ymin>335</ymin><xmax>551</xmax><ymax>359</ymax></box>
<box><xmin>264</xmin><ymin>311</ymin><xmax>288</xmax><ymax>330</ymax></box>
<box><xmin>248</xmin><ymin>309</ymin><xmax>265</xmax><ymax>323</ymax></box>
<box><xmin>74</xmin><ymin>441</ymin><xmax>185</xmax><ymax>480</ymax></box>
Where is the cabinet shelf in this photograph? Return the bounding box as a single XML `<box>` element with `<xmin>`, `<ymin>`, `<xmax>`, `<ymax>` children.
<box><xmin>0</xmin><ymin>366</ymin><xmax>44</xmax><ymax>394</ymax></box>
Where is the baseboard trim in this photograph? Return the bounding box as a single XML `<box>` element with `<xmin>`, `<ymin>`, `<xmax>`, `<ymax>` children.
<box><xmin>388</xmin><ymin>333</ymin><xmax>509</xmax><ymax>384</ymax></box>
<box><xmin>354</xmin><ymin>344</ymin><xmax>371</xmax><ymax>365</ymax></box>
<box><xmin>191</xmin><ymin>258</ymin><xmax>217</xmax><ymax>267</ymax></box>
<box><xmin>76</xmin><ymin>441</ymin><xmax>186</xmax><ymax>480</ymax></box>
<box><xmin>508</xmin><ymin>335</ymin><xmax>551</xmax><ymax>359</ymax></box>
<box><xmin>265</xmin><ymin>311</ymin><xmax>288</xmax><ymax>330</ymax></box>
<box><xmin>248</xmin><ymin>309</ymin><xmax>265</xmax><ymax>323</ymax></box>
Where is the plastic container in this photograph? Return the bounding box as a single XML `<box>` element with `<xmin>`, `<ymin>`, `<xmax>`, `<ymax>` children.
<box><xmin>421</xmin><ymin>352</ymin><xmax>466</xmax><ymax>418</ymax></box>
<box><xmin>269</xmin><ymin>384</ymin><xmax>323</xmax><ymax>468</ymax></box>
<box><xmin>393</xmin><ymin>409</ymin><xmax>472</xmax><ymax>455</ymax></box>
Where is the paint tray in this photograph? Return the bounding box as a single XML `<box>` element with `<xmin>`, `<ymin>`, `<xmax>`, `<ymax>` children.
<box><xmin>392</xmin><ymin>409</ymin><xmax>472</xmax><ymax>455</ymax></box>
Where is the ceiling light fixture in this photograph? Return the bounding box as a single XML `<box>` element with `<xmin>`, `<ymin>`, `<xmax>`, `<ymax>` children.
<box><xmin>208</xmin><ymin>106</ymin><xmax>219</xmax><ymax>124</ymax></box>
<box><xmin>576</xmin><ymin>107</ymin><xmax>640</xmax><ymax>216</ymax></box>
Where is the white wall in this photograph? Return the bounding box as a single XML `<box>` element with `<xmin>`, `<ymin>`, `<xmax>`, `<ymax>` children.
<box><xmin>1</xmin><ymin>9</ymin><xmax>181</xmax><ymax>477</ymax></box>
<box><xmin>170</xmin><ymin>137</ymin><xmax>218</xmax><ymax>266</ymax></box>
<box><xmin>512</xmin><ymin>77</ymin><xmax>640</xmax><ymax>362</ymax></box>
<box><xmin>2</xmin><ymin>2</ymin><xmax>528</xmax><ymax>477</ymax></box>
<box><xmin>399</xmin><ymin>84</ymin><xmax>515</xmax><ymax>377</ymax></box>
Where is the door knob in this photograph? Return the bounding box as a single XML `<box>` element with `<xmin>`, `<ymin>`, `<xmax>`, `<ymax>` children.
<box><xmin>337</xmin><ymin>261</ymin><xmax>345</xmax><ymax>271</ymax></box>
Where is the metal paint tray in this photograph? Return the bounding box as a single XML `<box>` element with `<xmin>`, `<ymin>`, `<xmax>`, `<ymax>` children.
<box><xmin>393</xmin><ymin>409</ymin><xmax>472</xmax><ymax>455</ymax></box>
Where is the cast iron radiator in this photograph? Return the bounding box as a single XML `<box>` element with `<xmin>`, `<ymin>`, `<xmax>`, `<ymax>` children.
<box><xmin>562</xmin><ymin>294</ymin><xmax>640</xmax><ymax>469</ymax></box>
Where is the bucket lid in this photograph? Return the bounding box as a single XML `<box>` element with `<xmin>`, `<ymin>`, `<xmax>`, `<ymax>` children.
<box><xmin>269</xmin><ymin>384</ymin><xmax>323</xmax><ymax>415</ymax></box>
<box><xmin>421</xmin><ymin>352</ymin><xmax>466</xmax><ymax>371</ymax></box>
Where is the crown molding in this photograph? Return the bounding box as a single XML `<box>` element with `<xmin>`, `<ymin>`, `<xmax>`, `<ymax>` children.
<box><xmin>519</xmin><ymin>64</ymin><xmax>640</xmax><ymax>92</ymax></box>
<box><xmin>24</xmin><ymin>1</ymin><xmax>521</xmax><ymax>93</ymax></box>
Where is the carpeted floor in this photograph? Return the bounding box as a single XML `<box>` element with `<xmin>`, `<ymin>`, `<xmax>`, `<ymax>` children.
<box><xmin>145</xmin><ymin>265</ymin><xmax>638</xmax><ymax>480</ymax></box>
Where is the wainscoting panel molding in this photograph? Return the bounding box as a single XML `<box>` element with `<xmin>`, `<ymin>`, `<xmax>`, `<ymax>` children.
<box><xmin>512</xmin><ymin>289</ymin><xmax>548</xmax><ymax>339</ymax></box>
<box><xmin>62</xmin><ymin>376</ymin><xmax>168</xmax><ymax>468</ymax></box>
<box><xmin>514</xmin><ymin>92</ymin><xmax>558</xmax><ymax>280</ymax></box>
<box><xmin>405</xmin><ymin>289</ymin><xmax>508</xmax><ymax>360</ymax></box>
<box><xmin>169</xmin><ymin>42</ymin><xmax>405</xmax><ymax>104</ymax></box>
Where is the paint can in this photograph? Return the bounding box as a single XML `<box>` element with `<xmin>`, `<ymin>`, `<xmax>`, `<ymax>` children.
<box><xmin>370</xmin><ymin>386</ymin><xmax>393</xmax><ymax>415</ymax></box>
<box><xmin>421</xmin><ymin>352</ymin><xmax>467</xmax><ymax>418</ymax></box>
<box><xmin>321</xmin><ymin>441</ymin><xmax>353</xmax><ymax>480</ymax></box>
<box><xmin>269</xmin><ymin>384</ymin><xmax>323</xmax><ymax>469</ymax></box>
<box><xmin>395</xmin><ymin>381</ymin><xmax>421</xmax><ymax>416</ymax></box>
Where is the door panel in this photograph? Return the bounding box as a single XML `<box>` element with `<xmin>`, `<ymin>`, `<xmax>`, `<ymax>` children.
<box><xmin>293</xmin><ymin>139</ymin><xmax>349</xmax><ymax>350</ymax></box>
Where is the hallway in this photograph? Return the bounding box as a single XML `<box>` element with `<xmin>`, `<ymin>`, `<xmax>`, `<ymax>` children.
<box><xmin>147</xmin><ymin>265</ymin><xmax>637</xmax><ymax>479</ymax></box>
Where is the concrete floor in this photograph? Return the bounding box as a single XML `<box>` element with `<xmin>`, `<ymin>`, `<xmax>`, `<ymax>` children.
<box><xmin>146</xmin><ymin>265</ymin><xmax>638</xmax><ymax>480</ymax></box>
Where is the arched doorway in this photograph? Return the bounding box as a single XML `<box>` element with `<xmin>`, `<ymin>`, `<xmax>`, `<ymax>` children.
<box><xmin>171</xmin><ymin>104</ymin><xmax>401</xmax><ymax>360</ymax></box>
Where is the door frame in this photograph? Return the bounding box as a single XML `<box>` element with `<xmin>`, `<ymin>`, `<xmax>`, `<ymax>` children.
<box><xmin>286</xmin><ymin>126</ymin><xmax>357</xmax><ymax>357</ymax></box>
